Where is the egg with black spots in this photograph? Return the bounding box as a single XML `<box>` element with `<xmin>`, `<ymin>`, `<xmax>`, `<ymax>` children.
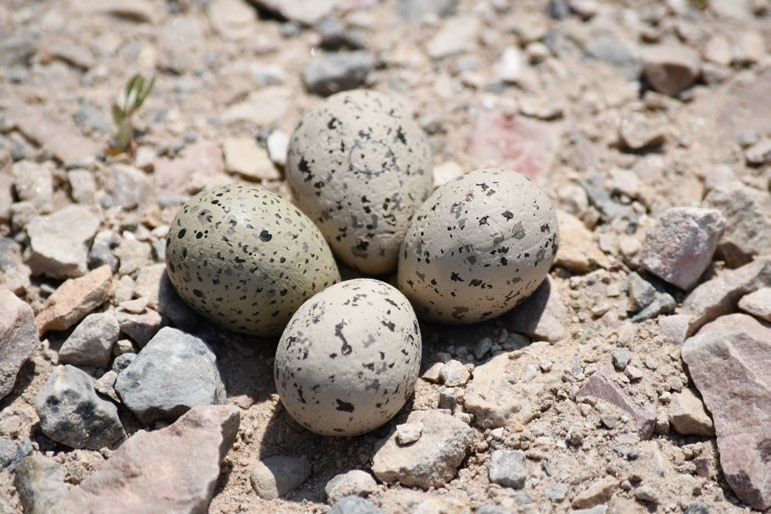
<box><xmin>165</xmin><ymin>185</ymin><xmax>341</xmax><ymax>337</ymax></box>
<box><xmin>286</xmin><ymin>89</ymin><xmax>433</xmax><ymax>275</ymax></box>
<box><xmin>398</xmin><ymin>168</ymin><xmax>559</xmax><ymax>324</ymax></box>
<box><xmin>274</xmin><ymin>279</ymin><xmax>421</xmax><ymax>436</ymax></box>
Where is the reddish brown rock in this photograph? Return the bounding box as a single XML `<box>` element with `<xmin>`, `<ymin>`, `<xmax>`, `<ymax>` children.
<box><xmin>0</xmin><ymin>287</ymin><xmax>38</xmax><ymax>400</ymax></box>
<box><xmin>642</xmin><ymin>45</ymin><xmax>701</xmax><ymax>97</ymax></box>
<box><xmin>36</xmin><ymin>266</ymin><xmax>113</xmax><ymax>334</ymax></box>
<box><xmin>681</xmin><ymin>314</ymin><xmax>771</xmax><ymax>510</ymax></box>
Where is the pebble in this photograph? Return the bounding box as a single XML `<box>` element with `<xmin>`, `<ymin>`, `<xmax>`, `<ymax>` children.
<box><xmin>0</xmin><ymin>287</ymin><xmax>38</xmax><ymax>400</ymax></box>
<box><xmin>395</xmin><ymin>421</ymin><xmax>423</xmax><ymax>445</ymax></box>
<box><xmin>220</xmin><ymin>87</ymin><xmax>292</xmax><ymax>128</ymax></box>
<box><xmin>250</xmin><ymin>455</ymin><xmax>311</xmax><ymax>500</ymax></box>
<box><xmin>14</xmin><ymin>455</ymin><xmax>69</xmax><ymax>514</ymax></box>
<box><xmin>571</xmin><ymin>477</ymin><xmax>619</xmax><ymax>509</ymax></box>
<box><xmin>302</xmin><ymin>51</ymin><xmax>378</xmax><ymax>96</ymax></box>
<box><xmin>0</xmin><ymin>33</ymin><xmax>37</xmax><ymax>67</ymax></box>
<box><xmin>266</xmin><ymin>130</ymin><xmax>289</xmax><ymax>168</ymax></box>
<box><xmin>112</xmin><ymin>353</ymin><xmax>136</xmax><ymax>372</ymax></box>
<box><xmin>703</xmin><ymin>181</ymin><xmax>770</xmax><ymax>267</ymax></box>
<box><xmin>625</xmin><ymin>272</ymin><xmax>657</xmax><ymax>313</ymax></box>
<box><xmin>618</xmin><ymin>112</ymin><xmax>667</xmax><ymax>150</ymax></box>
<box><xmin>555</xmin><ymin>210</ymin><xmax>609</xmax><ymax>273</ymax></box>
<box><xmin>106</xmin><ymin>165</ymin><xmax>153</xmax><ymax>210</ymax></box>
<box><xmin>116</xmin><ymin>309</ymin><xmax>163</xmax><ymax>347</ymax></box>
<box><xmin>114</xmin><ymin>327</ymin><xmax>225</xmax><ymax>423</ymax></box>
<box><xmin>738</xmin><ymin>287</ymin><xmax>771</xmax><ymax>322</ymax></box>
<box><xmin>703</xmin><ymin>35</ymin><xmax>732</xmax><ymax>66</ymax></box>
<box><xmin>658</xmin><ymin>314</ymin><xmax>689</xmax><ymax>345</ymax></box>
<box><xmin>421</xmin><ymin>362</ymin><xmax>444</xmax><ymax>383</ymax></box>
<box><xmin>639</xmin><ymin>207</ymin><xmax>725</xmax><ymax>290</ymax></box>
<box><xmin>488</xmin><ymin>449</ymin><xmax>527</xmax><ymax>489</ymax></box>
<box><xmin>624</xmin><ymin>365</ymin><xmax>643</xmax><ymax>382</ymax></box>
<box><xmin>505</xmin><ymin>277</ymin><xmax>567</xmax><ymax>343</ymax></box>
<box><xmin>371</xmin><ymin>409</ymin><xmax>473</xmax><ymax>488</ymax></box>
<box><xmin>496</xmin><ymin>46</ymin><xmax>526</xmax><ymax>84</ymax></box>
<box><xmin>473</xmin><ymin>337</ymin><xmax>493</xmax><ymax>360</ymax></box>
<box><xmin>88</xmin><ymin>230</ymin><xmax>119</xmax><ymax>272</ymax></box>
<box><xmin>35</xmin><ymin>365</ymin><xmax>126</xmax><ymax>450</ymax></box>
<box><xmin>51</xmin><ymin>406</ymin><xmax>239</xmax><ymax>513</ymax></box>
<box><xmin>26</xmin><ymin>205</ymin><xmax>101</xmax><ymax>279</ymax></box>
<box><xmin>73</xmin><ymin>102</ymin><xmax>111</xmax><ymax>135</ymax></box>
<box><xmin>426</xmin><ymin>16</ymin><xmax>479</xmax><ymax>59</ymax></box>
<box><xmin>0</xmin><ymin>236</ymin><xmax>31</xmax><ymax>293</ymax></box>
<box><xmin>463</xmin><ymin>353</ymin><xmax>521</xmax><ymax>429</ymax></box>
<box><xmin>733</xmin><ymin>31</ymin><xmax>765</xmax><ymax>66</ymax></box>
<box><xmin>440</xmin><ymin>360</ymin><xmax>470</xmax><ymax>386</ymax></box>
<box><xmin>743</xmin><ymin>138</ymin><xmax>771</xmax><ymax>166</ymax></box>
<box><xmin>11</xmin><ymin>161</ymin><xmax>53</xmax><ymax>213</ymax></box>
<box><xmin>396</xmin><ymin>0</ymin><xmax>456</xmax><ymax>21</ymax></box>
<box><xmin>642</xmin><ymin>45</ymin><xmax>701</xmax><ymax>97</ymax></box>
<box><xmin>668</xmin><ymin>389</ymin><xmax>714</xmax><ymax>436</ymax></box>
<box><xmin>0</xmin><ymin>438</ymin><xmax>15</xmax><ymax>469</ymax></box>
<box><xmin>67</xmin><ymin>169</ymin><xmax>97</xmax><ymax>204</ymax></box>
<box><xmin>250</xmin><ymin>0</ymin><xmax>338</xmax><ymax>25</ymax></box>
<box><xmin>325</xmin><ymin>470</ymin><xmax>378</xmax><ymax>504</ymax></box>
<box><xmin>432</xmin><ymin>161</ymin><xmax>463</xmax><ymax>187</ymax></box>
<box><xmin>684</xmin><ymin>504</ymin><xmax>709</xmax><ymax>514</ymax></box>
<box><xmin>207</xmin><ymin>0</ymin><xmax>256</xmax><ymax>40</ymax></box>
<box><xmin>585</xmin><ymin>37</ymin><xmax>641</xmax><ymax>81</ymax></box>
<box><xmin>58</xmin><ymin>312</ymin><xmax>120</xmax><ymax>369</ymax></box>
<box><xmin>330</xmin><ymin>496</ymin><xmax>386</xmax><ymax>514</ymax></box>
<box><xmin>611</xmin><ymin>350</ymin><xmax>632</xmax><ymax>371</ymax></box>
<box><xmin>114</xmin><ymin>238</ymin><xmax>152</xmax><ymax>276</ymax></box>
<box><xmin>223</xmin><ymin>137</ymin><xmax>280</xmax><ymax>181</ymax></box>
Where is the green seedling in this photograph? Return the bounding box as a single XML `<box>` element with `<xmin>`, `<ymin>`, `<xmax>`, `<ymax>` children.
<box><xmin>108</xmin><ymin>73</ymin><xmax>155</xmax><ymax>156</ymax></box>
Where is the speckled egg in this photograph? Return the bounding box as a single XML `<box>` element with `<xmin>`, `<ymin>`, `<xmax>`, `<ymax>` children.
<box><xmin>286</xmin><ymin>90</ymin><xmax>433</xmax><ymax>275</ymax></box>
<box><xmin>165</xmin><ymin>185</ymin><xmax>341</xmax><ymax>337</ymax></box>
<box><xmin>397</xmin><ymin>168</ymin><xmax>559</xmax><ymax>324</ymax></box>
<box><xmin>274</xmin><ymin>279</ymin><xmax>421</xmax><ymax>436</ymax></box>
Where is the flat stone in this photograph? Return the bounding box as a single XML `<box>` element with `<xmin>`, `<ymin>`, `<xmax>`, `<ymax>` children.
<box><xmin>250</xmin><ymin>455</ymin><xmax>311</xmax><ymax>500</ymax></box>
<box><xmin>58</xmin><ymin>312</ymin><xmax>120</xmax><ymax>368</ymax></box>
<box><xmin>571</xmin><ymin>477</ymin><xmax>619</xmax><ymax>509</ymax></box>
<box><xmin>488</xmin><ymin>449</ymin><xmax>527</xmax><ymax>489</ymax></box>
<box><xmin>0</xmin><ymin>287</ymin><xmax>38</xmax><ymax>400</ymax></box>
<box><xmin>703</xmin><ymin>181</ymin><xmax>771</xmax><ymax>267</ymax></box>
<box><xmin>681</xmin><ymin>257</ymin><xmax>771</xmax><ymax>336</ymax></box>
<box><xmin>223</xmin><ymin>137</ymin><xmax>281</xmax><ymax>181</ymax></box>
<box><xmin>555</xmin><ymin>210</ymin><xmax>609</xmax><ymax>273</ymax></box>
<box><xmin>106</xmin><ymin>165</ymin><xmax>153</xmax><ymax>210</ymax></box>
<box><xmin>330</xmin><ymin>496</ymin><xmax>386</xmax><ymax>514</ymax></box>
<box><xmin>463</xmin><ymin>353</ymin><xmax>522</xmax><ymax>429</ymax></box>
<box><xmin>440</xmin><ymin>360</ymin><xmax>470</xmax><ymax>387</ymax></box>
<box><xmin>397</xmin><ymin>0</ymin><xmax>456</xmax><ymax>21</ymax></box>
<box><xmin>618</xmin><ymin>112</ymin><xmax>667</xmax><ymax>150</ymax></box>
<box><xmin>35</xmin><ymin>365</ymin><xmax>126</xmax><ymax>450</ymax></box>
<box><xmin>302</xmin><ymin>51</ymin><xmax>378</xmax><ymax>96</ymax></box>
<box><xmin>50</xmin><ymin>405</ymin><xmax>239</xmax><ymax>514</ymax></box>
<box><xmin>658</xmin><ymin>314</ymin><xmax>689</xmax><ymax>345</ymax></box>
<box><xmin>681</xmin><ymin>314</ymin><xmax>771</xmax><ymax>510</ymax></box>
<box><xmin>207</xmin><ymin>0</ymin><xmax>256</xmax><ymax>40</ymax></box>
<box><xmin>738</xmin><ymin>287</ymin><xmax>771</xmax><ymax>322</ymax></box>
<box><xmin>577</xmin><ymin>364</ymin><xmax>656</xmax><ymax>439</ymax></box>
<box><xmin>36</xmin><ymin>265</ymin><xmax>113</xmax><ymax>334</ymax></box>
<box><xmin>11</xmin><ymin>161</ymin><xmax>53</xmax><ymax>212</ymax></box>
<box><xmin>503</xmin><ymin>277</ymin><xmax>567</xmax><ymax>343</ymax></box>
<box><xmin>371</xmin><ymin>409</ymin><xmax>473</xmax><ymax>488</ymax></box>
<box><xmin>14</xmin><ymin>455</ymin><xmax>68</xmax><ymax>514</ymax></box>
<box><xmin>642</xmin><ymin>45</ymin><xmax>701</xmax><ymax>97</ymax></box>
<box><xmin>640</xmin><ymin>207</ymin><xmax>725</xmax><ymax>290</ymax></box>
<box><xmin>668</xmin><ymin>388</ymin><xmax>714</xmax><ymax>436</ymax></box>
<box><xmin>114</xmin><ymin>327</ymin><xmax>226</xmax><ymax>423</ymax></box>
<box><xmin>426</xmin><ymin>16</ymin><xmax>479</xmax><ymax>59</ymax></box>
<box><xmin>26</xmin><ymin>205</ymin><xmax>101</xmax><ymax>279</ymax></box>
<box><xmin>325</xmin><ymin>470</ymin><xmax>377</xmax><ymax>504</ymax></box>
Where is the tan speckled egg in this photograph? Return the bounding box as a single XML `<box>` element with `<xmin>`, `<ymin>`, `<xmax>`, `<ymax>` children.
<box><xmin>397</xmin><ymin>168</ymin><xmax>559</xmax><ymax>324</ymax></box>
<box><xmin>165</xmin><ymin>185</ymin><xmax>341</xmax><ymax>337</ymax></box>
<box><xmin>274</xmin><ymin>279</ymin><xmax>421</xmax><ymax>436</ymax></box>
<box><xmin>286</xmin><ymin>90</ymin><xmax>433</xmax><ymax>275</ymax></box>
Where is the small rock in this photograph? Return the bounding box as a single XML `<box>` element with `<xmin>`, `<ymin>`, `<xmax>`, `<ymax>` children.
<box><xmin>743</xmin><ymin>138</ymin><xmax>771</xmax><ymax>166</ymax></box>
<box><xmin>67</xmin><ymin>169</ymin><xmax>97</xmax><ymax>204</ymax></box>
<box><xmin>395</xmin><ymin>422</ymin><xmax>423</xmax><ymax>445</ymax></box>
<box><xmin>703</xmin><ymin>35</ymin><xmax>732</xmax><ymax>66</ymax></box>
<box><xmin>51</xmin><ymin>405</ymin><xmax>239</xmax><ymax>513</ymax></box>
<box><xmin>548</xmin><ymin>482</ymin><xmax>569</xmax><ymax>502</ymax></box>
<box><xmin>26</xmin><ymin>205</ymin><xmax>101</xmax><ymax>279</ymax></box>
<box><xmin>703</xmin><ymin>182</ymin><xmax>770</xmax><ymax>267</ymax></box>
<box><xmin>571</xmin><ymin>477</ymin><xmax>619</xmax><ymax>509</ymax></box>
<box><xmin>624</xmin><ymin>365</ymin><xmax>644</xmax><ymax>382</ymax></box>
<box><xmin>463</xmin><ymin>353</ymin><xmax>520</xmax><ymax>429</ymax></box>
<box><xmin>220</xmin><ymin>87</ymin><xmax>292</xmax><ymax>128</ymax></box>
<box><xmin>658</xmin><ymin>314</ymin><xmax>689</xmax><ymax>345</ymax></box>
<box><xmin>14</xmin><ymin>455</ymin><xmax>69</xmax><ymax>514</ymax></box>
<box><xmin>73</xmin><ymin>102</ymin><xmax>111</xmax><ymax>135</ymax></box>
<box><xmin>36</xmin><ymin>265</ymin><xmax>114</xmax><ymax>334</ymax></box>
<box><xmin>626</xmin><ymin>273</ymin><xmax>656</xmax><ymax>313</ymax></box>
<box><xmin>207</xmin><ymin>0</ymin><xmax>256</xmax><ymax>40</ymax></box>
<box><xmin>250</xmin><ymin>455</ymin><xmax>311</xmax><ymax>500</ymax></box>
<box><xmin>223</xmin><ymin>137</ymin><xmax>281</xmax><ymax>181</ymax></box>
<box><xmin>325</xmin><ymin>470</ymin><xmax>377</xmax><ymax>504</ymax></box>
<box><xmin>440</xmin><ymin>360</ymin><xmax>470</xmax><ymax>386</ymax></box>
<box><xmin>555</xmin><ymin>210</ymin><xmax>608</xmax><ymax>273</ymax></box>
<box><xmin>642</xmin><ymin>45</ymin><xmax>701</xmax><ymax>97</ymax></box>
<box><xmin>611</xmin><ymin>350</ymin><xmax>631</xmax><ymax>371</ymax></box>
<box><xmin>668</xmin><ymin>388</ymin><xmax>714</xmax><ymax>436</ymax></box>
<box><xmin>371</xmin><ymin>409</ymin><xmax>473</xmax><ymax>488</ymax></box>
<box><xmin>488</xmin><ymin>449</ymin><xmax>527</xmax><ymax>489</ymax></box>
<box><xmin>684</xmin><ymin>503</ymin><xmax>709</xmax><ymax>514</ymax></box>
<box><xmin>302</xmin><ymin>51</ymin><xmax>378</xmax><ymax>96</ymax></box>
<box><xmin>114</xmin><ymin>237</ymin><xmax>152</xmax><ymax>276</ymax></box>
<box><xmin>473</xmin><ymin>337</ymin><xmax>493</xmax><ymax>360</ymax></box>
<box><xmin>116</xmin><ymin>309</ymin><xmax>163</xmax><ymax>347</ymax></box>
<box><xmin>115</xmin><ymin>327</ymin><xmax>225</xmax><ymax>423</ymax></box>
<box><xmin>112</xmin><ymin>353</ymin><xmax>136</xmax><ymax>372</ymax></box>
<box><xmin>0</xmin><ymin>287</ymin><xmax>38</xmax><ymax>400</ymax></box>
<box><xmin>618</xmin><ymin>113</ymin><xmax>667</xmax><ymax>150</ymax></box>
<box><xmin>0</xmin><ymin>236</ymin><xmax>31</xmax><ymax>293</ymax></box>
<box><xmin>88</xmin><ymin>230</ymin><xmax>119</xmax><ymax>272</ymax></box>
<box><xmin>330</xmin><ymin>496</ymin><xmax>386</xmax><ymax>514</ymax></box>
<box><xmin>35</xmin><ymin>365</ymin><xmax>126</xmax><ymax>450</ymax></box>
<box><xmin>0</xmin><ymin>33</ymin><xmax>37</xmax><ymax>67</ymax></box>
<box><xmin>106</xmin><ymin>164</ymin><xmax>153</xmax><ymax>210</ymax></box>
<box><xmin>504</xmin><ymin>277</ymin><xmax>567</xmax><ymax>343</ymax></box>
<box><xmin>396</xmin><ymin>0</ymin><xmax>456</xmax><ymax>21</ymax></box>
<box><xmin>569</xmin><ymin>0</ymin><xmax>598</xmax><ymax>18</ymax></box>
<box><xmin>11</xmin><ymin>161</ymin><xmax>53</xmax><ymax>212</ymax></box>
<box><xmin>432</xmin><ymin>161</ymin><xmax>463</xmax><ymax>187</ymax></box>
<box><xmin>249</xmin><ymin>0</ymin><xmax>338</xmax><ymax>25</ymax></box>
<box><xmin>421</xmin><ymin>362</ymin><xmax>444</xmax><ymax>383</ymax></box>
<box><xmin>267</xmin><ymin>130</ymin><xmax>289</xmax><ymax>168</ymax></box>
<box><xmin>640</xmin><ymin>207</ymin><xmax>725</xmax><ymax>290</ymax></box>
<box><xmin>681</xmin><ymin>314</ymin><xmax>771</xmax><ymax>510</ymax></box>
<box><xmin>58</xmin><ymin>312</ymin><xmax>120</xmax><ymax>368</ymax></box>
<box><xmin>496</xmin><ymin>47</ymin><xmax>526</xmax><ymax>84</ymax></box>
<box><xmin>585</xmin><ymin>36</ymin><xmax>641</xmax><ymax>80</ymax></box>
<box><xmin>94</xmin><ymin>370</ymin><xmax>119</xmax><ymax>402</ymax></box>
<box><xmin>733</xmin><ymin>31</ymin><xmax>765</xmax><ymax>66</ymax></box>
<box><xmin>0</xmin><ymin>439</ymin><xmax>15</xmax><ymax>469</ymax></box>
<box><xmin>738</xmin><ymin>287</ymin><xmax>771</xmax><ymax>322</ymax></box>
<box><xmin>426</xmin><ymin>16</ymin><xmax>479</xmax><ymax>59</ymax></box>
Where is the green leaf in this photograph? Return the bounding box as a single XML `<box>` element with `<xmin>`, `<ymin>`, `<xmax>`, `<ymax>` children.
<box><xmin>112</xmin><ymin>104</ymin><xmax>126</xmax><ymax>125</ymax></box>
<box><xmin>135</xmin><ymin>76</ymin><xmax>155</xmax><ymax>109</ymax></box>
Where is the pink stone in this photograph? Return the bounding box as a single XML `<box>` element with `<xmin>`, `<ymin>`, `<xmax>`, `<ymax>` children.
<box><xmin>36</xmin><ymin>266</ymin><xmax>113</xmax><ymax>334</ymax></box>
<box><xmin>0</xmin><ymin>287</ymin><xmax>38</xmax><ymax>400</ymax></box>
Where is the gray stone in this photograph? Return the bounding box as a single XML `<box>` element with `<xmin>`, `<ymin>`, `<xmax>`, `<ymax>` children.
<box><xmin>87</xmin><ymin>230</ymin><xmax>119</xmax><ymax>272</ymax></box>
<box><xmin>668</xmin><ymin>389</ymin><xmax>714</xmax><ymax>437</ymax></box>
<box><xmin>26</xmin><ymin>205</ymin><xmax>101</xmax><ymax>279</ymax></box>
<box><xmin>14</xmin><ymin>455</ymin><xmax>69</xmax><ymax>514</ymax></box>
<box><xmin>35</xmin><ymin>365</ymin><xmax>126</xmax><ymax>450</ymax></box>
<box><xmin>67</xmin><ymin>169</ymin><xmax>97</xmax><ymax>204</ymax></box>
<box><xmin>477</xmin><ymin>506</ymin><xmax>512</xmax><ymax>514</ymax></box>
<box><xmin>585</xmin><ymin>37</ymin><xmax>641</xmax><ymax>80</ymax></box>
<box><xmin>330</xmin><ymin>496</ymin><xmax>386</xmax><ymax>514</ymax></box>
<box><xmin>547</xmin><ymin>482</ymin><xmax>569</xmax><ymax>502</ymax></box>
<box><xmin>371</xmin><ymin>409</ymin><xmax>474</xmax><ymax>488</ymax></box>
<box><xmin>74</xmin><ymin>101</ymin><xmax>111</xmax><ymax>135</ymax></box>
<box><xmin>302</xmin><ymin>51</ymin><xmax>378</xmax><ymax>96</ymax></box>
<box><xmin>630</xmin><ymin>291</ymin><xmax>675</xmax><ymax>323</ymax></box>
<box><xmin>0</xmin><ymin>438</ymin><xmax>15</xmax><ymax>468</ymax></box>
<box><xmin>50</xmin><ymin>405</ymin><xmax>239</xmax><ymax>514</ymax></box>
<box><xmin>395</xmin><ymin>421</ymin><xmax>423</xmax><ymax>445</ymax></box>
<box><xmin>325</xmin><ymin>470</ymin><xmax>377</xmax><ymax>504</ymax></box>
<box><xmin>626</xmin><ymin>273</ymin><xmax>656</xmax><ymax>313</ymax></box>
<box><xmin>739</xmin><ymin>287</ymin><xmax>771</xmax><ymax>322</ymax></box>
<box><xmin>611</xmin><ymin>350</ymin><xmax>632</xmax><ymax>371</ymax></box>
<box><xmin>0</xmin><ymin>287</ymin><xmax>38</xmax><ymax>400</ymax></box>
<box><xmin>642</xmin><ymin>45</ymin><xmax>701</xmax><ymax>97</ymax></box>
<box><xmin>571</xmin><ymin>477</ymin><xmax>618</xmax><ymax>509</ymax></box>
<box><xmin>250</xmin><ymin>455</ymin><xmax>311</xmax><ymax>500</ymax></box>
<box><xmin>112</xmin><ymin>353</ymin><xmax>136</xmax><ymax>372</ymax></box>
<box><xmin>6</xmin><ymin>439</ymin><xmax>33</xmax><ymax>473</ymax></box>
<box><xmin>681</xmin><ymin>257</ymin><xmax>771</xmax><ymax>336</ymax></box>
<box><xmin>473</xmin><ymin>337</ymin><xmax>493</xmax><ymax>360</ymax></box>
<box><xmin>0</xmin><ymin>33</ymin><xmax>37</xmax><ymax>67</ymax></box>
<box><xmin>58</xmin><ymin>312</ymin><xmax>120</xmax><ymax>368</ymax></box>
<box><xmin>681</xmin><ymin>314</ymin><xmax>770</xmax><ymax>510</ymax></box>
<box><xmin>488</xmin><ymin>449</ymin><xmax>527</xmax><ymax>489</ymax></box>
<box><xmin>114</xmin><ymin>327</ymin><xmax>225</xmax><ymax>423</ymax></box>
<box><xmin>684</xmin><ymin>503</ymin><xmax>709</xmax><ymax>514</ymax></box>
<box><xmin>744</xmin><ymin>138</ymin><xmax>771</xmax><ymax>166</ymax></box>
<box><xmin>0</xmin><ymin>236</ymin><xmax>32</xmax><ymax>293</ymax></box>
<box><xmin>703</xmin><ymin>181</ymin><xmax>771</xmax><ymax>267</ymax></box>
<box><xmin>640</xmin><ymin>208</ymin><xmax>725</xmax><ymax>290</ymax></box>
<box><xmin>440</xmin><ymin>359</ymin><xmax>470</xmax><ymax>386</ymax></box>
<box><xmin>11</xmin><ymin>160</ymin><xmax>53</xmax><ymax>212</ymax></box>
<box><xmin>106</xmin><ymin>164</ymin><xmax>153</xmax><ymax>210</ymax></box>
<box><xmin>397</xmin><ymin>0</ymin><xmax>456</xmax><ymax>21</ymax></box>
<box><xmin>618</xmin><ymin>113</ymin><xmax>667</xmax><ymax>150</ymax></box>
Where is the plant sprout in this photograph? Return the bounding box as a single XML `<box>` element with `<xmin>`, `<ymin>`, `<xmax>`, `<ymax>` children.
<box><xmin>108</xmin><ymin>73</ymin><xmax>155</xmax><ymax>156</ymax></box>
